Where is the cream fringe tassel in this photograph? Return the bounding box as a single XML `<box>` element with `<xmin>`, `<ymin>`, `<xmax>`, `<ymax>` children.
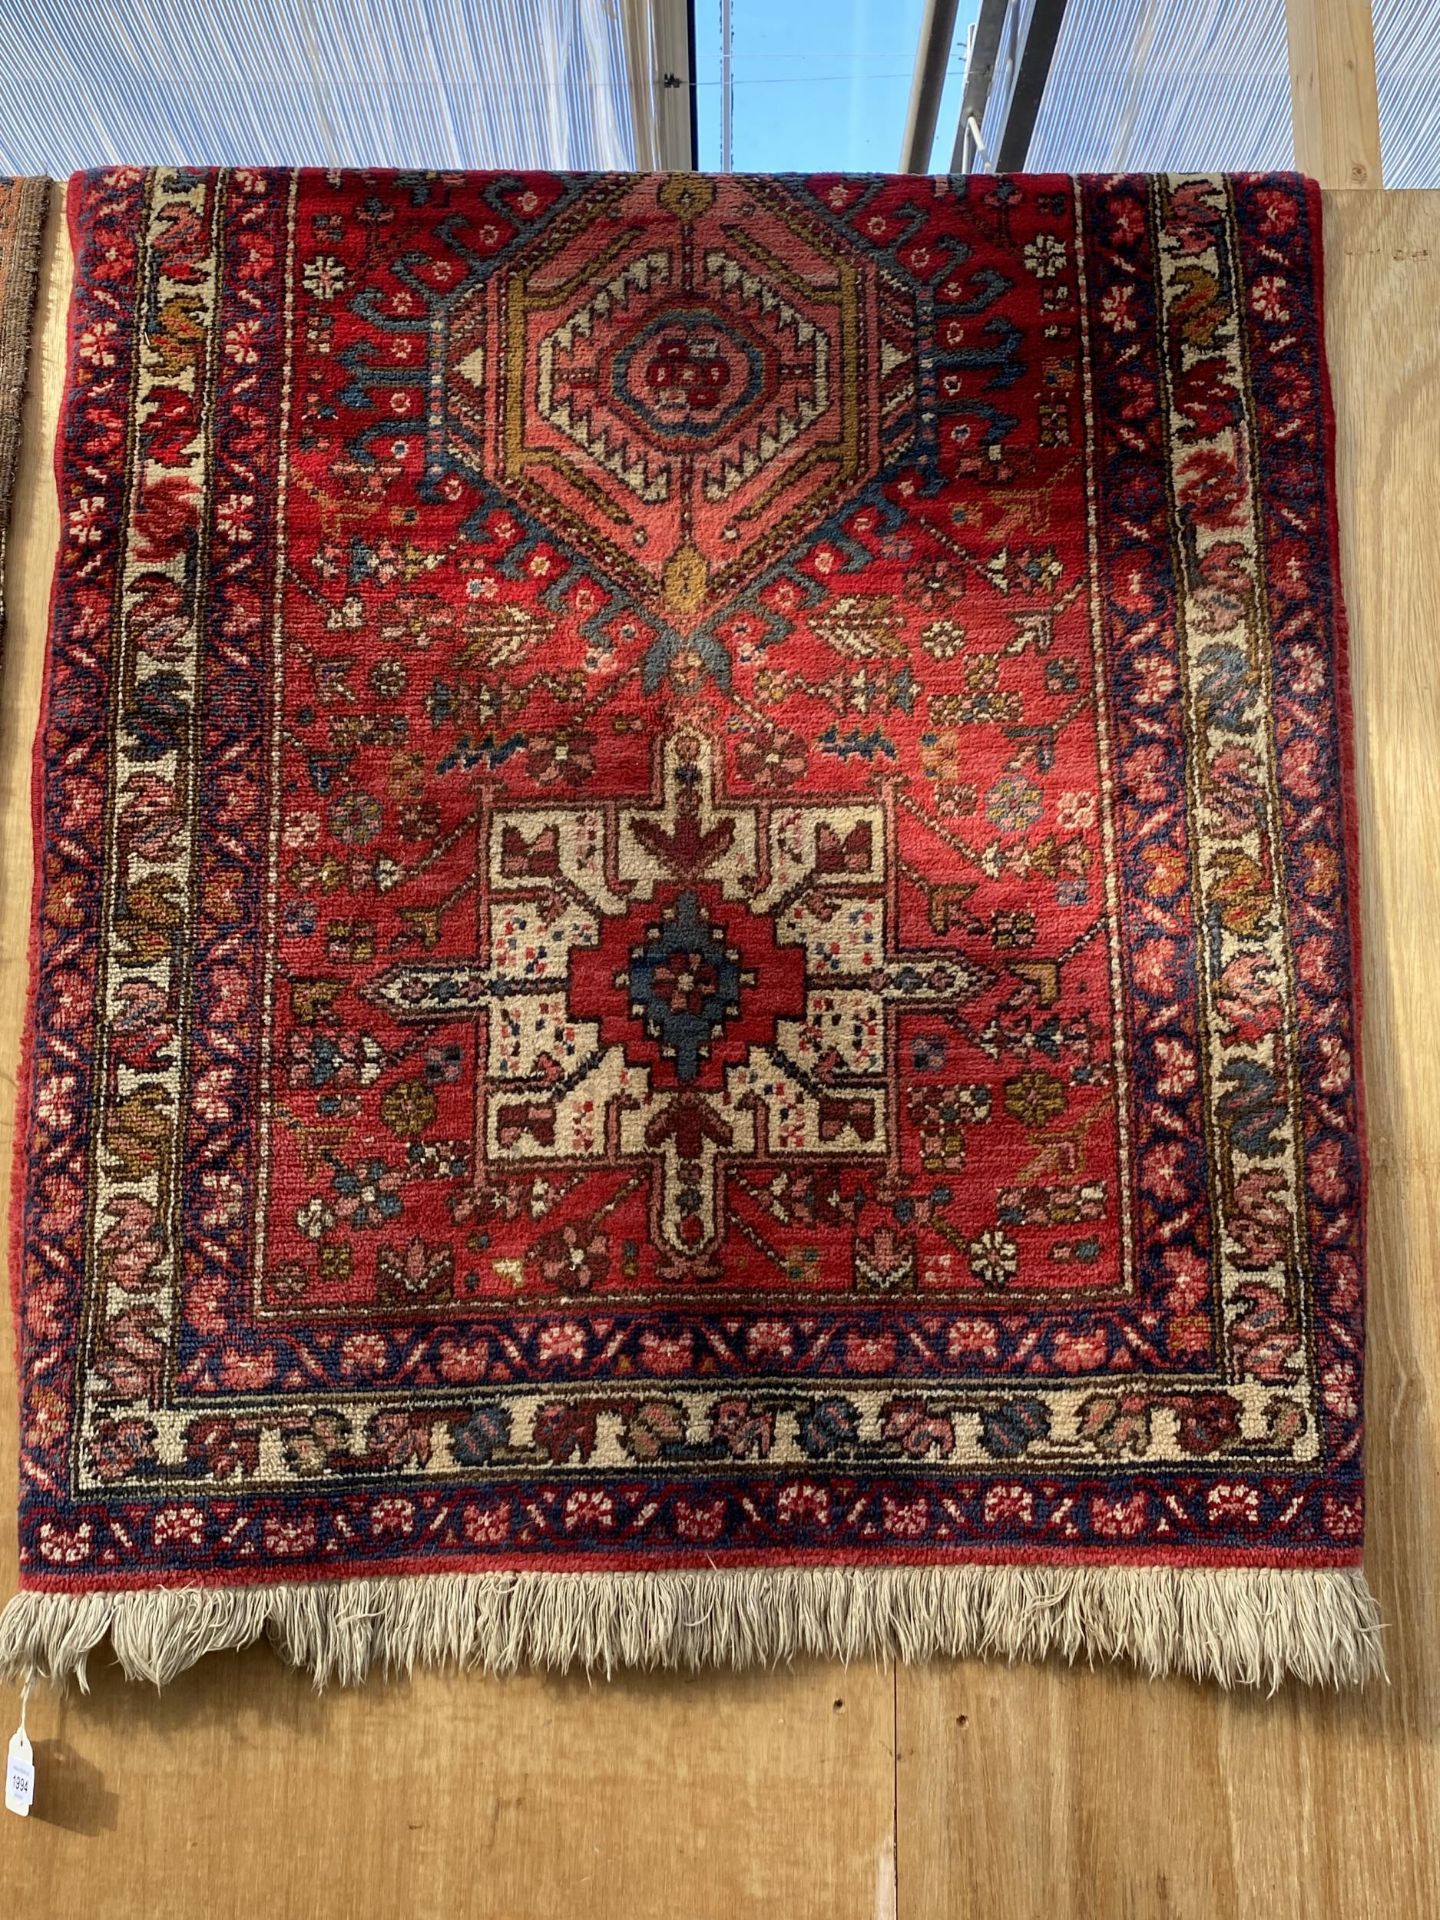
<box><xmin>0</xmin><ymin>1566</ymin><xmax>1383</xmax><ymax>1693</ymax></box>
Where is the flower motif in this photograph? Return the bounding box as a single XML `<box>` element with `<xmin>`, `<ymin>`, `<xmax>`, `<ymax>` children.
<box><xmin>153</xmin><ymin>1504</ymin><xmax>206</xmax><ymax>1548</ymax></box>
<box><xmin>198</xmin><ymin>1169</ymin><xmax>242</xmax><ymax>1232</ymax></box>
<box><xmin>436</xmin><ymin>1336</ymin><xmax>490</xmax><ymax>1384</ymax></box>
<box><xmin>331</xmin><ymin>1157</ymin><xmax>404</xmax><ymax>1228</ymax></box>
<box><xmin>263</xmin><ymin>1514</ymin><xmax>320</xmax><ymax>1556</ymax></box>
<box><xmin>38</xmin><ymin>1520</ymin><xmax>94</xmax><ymax>1566</ymax></box>
<box><xmin>1003</xmin><ymin>1069</ymin><xmax>1067</xmax><ymax>1129</ymax></box>
<box><xmin>1056</xmin><ymin>790</ymin><xmax>1096</xmax><ymax>832</ymax></box>
<box><xmin>985</xmin><ymin>771</ymin><xmax>1042</xmax><ymax>832</ymax></box>
<box><xmin>989</xmin><ymin>909</ymin><xmax>1035</xmax><ymax>949</ymax></box>
<box><xmin>380</xmin><ymin>1079</ymin><xmax>437</xmax><ymax>1139</ymax></box>
<box><xmin>283</xmin><ymin>808</ymin><xmax>321</xmax><ymax>849</ymax></box>
<box><xmin>776</xmin><ymin>1480</ymin><xmax>831</xmax><ymax>1527</ymax></box>
<box><xmin>330</xmin><ymin>793</ymin><xmax>382</xmax><ymax>845</ymax></box>
<box><xmin>563</xmin><ymin>1489</ymin><xmax>615</xmax><ymax>1532</ymax></box>
<box><xmin>1024</xmin><ymin>234</ymin><xmax>1066</xmax><ymax>279</ymax></box>
<box><xmin>69</xmin><ymin>494</ymin><xmax>106</xmax><ymax>545</ymax></box>
<box><xmin>1321</xmin><ymin>1359</ymin><xmax>1360</xmax><ymax>1420</ymax></box>
<box><xmin>536</xmin><ymin>1320</ymin><xmax>588</xmax><ymax>1365</ymax></box>
<box><xmin>911</xmin><ymin>1033</ymin><xmax>946</xmax><ymax>1072</ymax></box>
<box><xmin>295</xmin><ymin>1194</ymin><xmax>336</xmax><ymax>1240</ymax></box>
<box><xmin>675</xmin><ymin>1497</ymin><xmax>727</xmax><ymax>1543</ymax></box>
<box><xmin>639</xmin><ymin>1329</ymin><xmax>694</xmax><ymax>1374</ymax></box>
<box><xmin>734</xmin><ymin>726</ymin><xmax>807</xmax><ymax>789</ymax></box>
<box><xmin>1052</xmin><ymin>1326</ymin><xmax>1111</xmax><ymax>1373</ymax></box>
<box><xmin>921</xmin><ymin>618</ymin><xmax>966</xmax><ymax>660</ymax></box>
<box><xmin>983</xmin><ymin>1483</ymin><xmax>1034</xmax><ymax>1526</ymax></box>
<box><xmin>224</xmin><ymin>319</ymin><xmax>261</xmax><ymax>365</ymax></box>
<box><xmin>193</xmin><ymin>1065</ymin><xmax>233</xmax><ymax>1124</ymax></box>
<box><xmin>919</xmin><ymin>729</ymin><xmax>964</xmax><ymax>785</ymax></box>
<box><xmin>1249</xmin><ymin>274</ymin><xmax>1290</xmax><ymax>323</ymax></box>
<box><xmin>215</xmin><ymin>491</ymin><xmax>255</xmax><ymax>541</ymax></box>
<box><xmin>1206</xmin><ymin>1483</ymin><xmax>1261</xmax><ymax>1526</ymax></box>
<box><xmin>967</xmin><ymin>1227</ymin><xmax>1019</xmax><ymax>1288</ymax></box>
<box><xmin>1090</xmin><ymin>1493</ymin><xmax>1149</xmax><ymax>1539</ymax></box>
<box><xmin>946</xmin><ymin>1318</ymin><xmax>1000</xmax><ymax>1361</ymax></box>
<box><xmin>463</xmin><ymin>1501</ymin><xmax>512</xmax><ymax>1545</ymax></box>
<box><xmin>35</xmin><ymin>1071</ymin><xmax>78</xmax><ymax>1130</ymax></box>
<box><xmin>1099</xmin><ymin>283</ymin><xmax>1138</xmax><ymax>334</ymax></box>
<box><xmin>525</xmin><ymin>729</ymin><xmax>596</xmax><ymax>787</ymax></box>
<box><xmin>219</xmin><ymin>1344</ymin><xmax>276</xmax><ymax>1391</ymax></box>
<box><xmin>370</xmin><ymin>1496</ymin><xmax>415</xmax><ymax>1539</ymax></box>
<box><xmin>302</xmin><ymin>254</ymin><xmax>347</xmax><ymax>300</ymax></box>
<box><xmin>339</xmin><ymin>1331</ymin><xmax>391</xmax><ymax>1375</ymax></box>
<box><xmin>844</xmin><ymin>1330</ymin><xmax>898</xmax><ymax>1371</ymax></box>
<box><xmin>78</xmin><ymin>319</ymin><xmax>118</xmax><ymax>366</ymax></box>
<box><xmin>745</xmin><ymin>1319</ymin><xmax>795</xmax><ymax>1362</ymax></box>
<box><xmin>882</xmin><ymin>1493</ymin><xmax>929</xmax><ymax>1537</ymax></box>
<box><xmin>531</xmin><ymin>1221</ymin><xmax>610</xmax><ymax>1292</ymax></box>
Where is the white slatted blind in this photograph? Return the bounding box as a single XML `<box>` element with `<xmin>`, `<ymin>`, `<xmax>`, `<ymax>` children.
<box><xmin>1022</xmin><ymin>0</ymin><xmax>1440</xmax><ymax>185</ymax></box>
<box><xmin>0</xmin><ymin>0</ymin><xmax>668</xmax><ymax>173</ymax></box>
<box><xmin>1376</xmin><ymin>0</ymin><xmax>1440</xmax><ymax>187</ymax></box>
<box><xmin>1024</xmin><ymin>0</ymin><xmax>1293</xmax><ymax>176</ymax></box>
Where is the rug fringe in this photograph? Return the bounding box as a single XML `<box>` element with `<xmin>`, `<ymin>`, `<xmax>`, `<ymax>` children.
<box><xmin>0</xmin><ymin>1566</ymin><xmax>1384</xmax><ymax>1692</ymax></box>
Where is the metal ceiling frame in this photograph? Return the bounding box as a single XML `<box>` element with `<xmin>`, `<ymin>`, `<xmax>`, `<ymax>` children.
<box><xmin>950</xmin><ymin>0</ymin><xmax>1009</xmax><ymax>169</ymax></box>
<box><xmin>906</xmin><ymin>0</ymin><xmax>1071</xmax><ymax>173</ymax></box>
<box><xmin>902</xmin><ymin>0</ymin><xmax>963</xmax><ymax>172</ymax></box>
<box><xmin>990</xmin><ymin>0</ymin><xmax>1069</xmax><ymax>171</ymax></box>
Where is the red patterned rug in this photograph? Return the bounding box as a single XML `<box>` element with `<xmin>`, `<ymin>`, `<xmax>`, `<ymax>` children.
<box><xmin>2</xmin><ymin>169</ymin><xmax>1379</xmax><ymax>1688</ymax></box>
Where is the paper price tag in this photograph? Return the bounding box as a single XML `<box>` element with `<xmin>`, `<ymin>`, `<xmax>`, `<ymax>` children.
<box><xmin>5</xmin><ymin>1728</ymin><xmax>33</xmax><ymax>1817</ymax></box>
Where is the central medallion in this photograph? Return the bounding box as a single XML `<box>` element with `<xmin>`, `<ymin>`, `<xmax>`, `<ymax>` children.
<box><xmin>572</xmin><ymin>876</ymin><xmax>808</xmax><ymax>1092</ymax></box>
<box><xmin>439</xmin><ymin>174</ymin><xmax>915</xmax><ymax>620</ymax></box>
<box><xmin>624</xmin><ymin>890</ymin><xmax>749</xmax><ymax>1082</ymax></box>
<box><xmin>370</xmin><ymin>730</ymin><xmax>993</xmax><ymax>1262</ymax></box>
<box><xmin>609</xmin><ymin>304</ymin><xmax>769</xmax><ymax>446</ymax></box>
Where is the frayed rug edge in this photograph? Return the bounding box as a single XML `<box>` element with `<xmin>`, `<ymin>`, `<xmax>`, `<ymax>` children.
<box><xmin>0</xmin><ymin>1565</ymin><xmax>1384</xmax><ymax>1693</ymax></box>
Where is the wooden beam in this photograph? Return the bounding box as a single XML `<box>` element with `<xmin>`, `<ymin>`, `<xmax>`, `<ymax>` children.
<box><xmin>1285</xmin><ymin>0</ymin><xmax>1383</xmax><ymax>188</ymax></box>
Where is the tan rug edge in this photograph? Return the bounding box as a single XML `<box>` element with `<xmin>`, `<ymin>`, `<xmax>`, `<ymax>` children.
<box><xmin>0</xmin><ymin>1565</ymin><xmax>1383</xmax><ymax>1693</ymax></box>
<box><xmin>0</xmin><ymin>174</ymin><xmax>48</xmax><ymax>643</ymax></box>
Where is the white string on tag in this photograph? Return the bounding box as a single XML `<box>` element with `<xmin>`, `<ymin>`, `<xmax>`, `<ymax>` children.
<box><xmin>5</xmin><ymin>1675</ymin><xmax>35</xmax><ymax>1817</ymax></box>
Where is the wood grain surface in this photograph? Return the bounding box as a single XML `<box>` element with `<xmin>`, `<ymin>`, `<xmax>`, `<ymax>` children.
<box><xmin>1285</xmin><ymin>0</ymin><xmax>1384</xmax><ymax>189</ymax></box>
<box><xmin>0</xmin><ymin>187</ymin><xmax>1436</xmax><ymax>1919</ymax></box>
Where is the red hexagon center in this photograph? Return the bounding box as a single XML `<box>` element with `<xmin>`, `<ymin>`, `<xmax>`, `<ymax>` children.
<box><xmin>569</xmin><ymin>882</ymin><xmax>808</xmax><ymax>1090</ymax></box>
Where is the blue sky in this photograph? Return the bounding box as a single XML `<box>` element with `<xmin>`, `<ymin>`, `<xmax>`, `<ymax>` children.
<box><xmin>694</xmin><ymin>0</ymin><xmax>977</xmax><ymax>173</ymax></box>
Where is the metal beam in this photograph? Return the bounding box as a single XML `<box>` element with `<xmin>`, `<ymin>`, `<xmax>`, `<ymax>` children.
<box><xmin>948</xmin><ymin>0</ymin><xmax>1069</xmax><ymax>174</ymax></box>
<box><xmin>949</xmin><ymin>0</ymin><xmax>1008</xmax><ymax>170</ymax></box>
<box><xmin>902</xmin><ymin>0</ymin><xmax>963</xmax><ymax>173</ymax></box>
<box><xmin>994</xmin><ymin>0</ymin><xmax>1068</xmax><ymax>172</ymax></box>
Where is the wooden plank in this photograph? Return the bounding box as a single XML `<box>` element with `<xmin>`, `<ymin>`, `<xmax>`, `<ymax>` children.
<box><xmin>896</xmin><ymin>188</ymin><xmax>1440</xmax><ymax>1919</ymax></box>
<box><xmin>0</xmin><ymin>192</ymin><xmax>898</xmax><ymax>1920</ymax></box>
<box><xmin>1286</xmin><ymin>0</ymin><xmax>1384</xmax><ymax>188</ymax></box>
